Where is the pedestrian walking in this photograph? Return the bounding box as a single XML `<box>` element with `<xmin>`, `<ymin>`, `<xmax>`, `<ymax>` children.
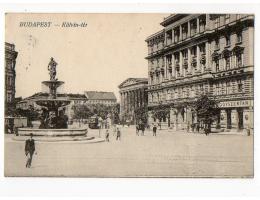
<box><xmin>105</xmin><ymin>129</ymin><xmax>110</xmax><ymax>142</ymax></box>
<box><xmin>191</xmin><ymin>123</ymin><xmax>195</xmax><ymax>132</ymax></box>
<box><xmin>25</xmin><ymin>133</ymin><xmax>36</xmax><ymax>168</ymax></box>
<box><xmin>196</xmin><ymin>123</ymin><xmax>200</xmax><ymax>133</ymax></box>
<box><xmin>116</xmin><ymin>127</ymin><xmax>121</xmax><ymax>141</ymax></box>
<box><xmin>152</xmin><ymin>123</ymin><xmax>157</xmax><ymax>136</ymax></box>
<box><xmin>136</xmin><ymin>124</ymin><xmax>139</xmax><ymax>136</ymax></box>
<box><xmin>140</xmin><ymin>123</ymin><xmax>145</xmax><ymax>136</ymax></box>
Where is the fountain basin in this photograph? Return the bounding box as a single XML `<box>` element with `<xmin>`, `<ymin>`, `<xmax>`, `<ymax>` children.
<box><xmin>35</xmin><ymin>98</ymin><xmax>71</xmax><ymax>108</ymax></box>
<box><xmin>18</xmin><ymin>128</ymin><xmax>87</xmax><ymax>137</ymax></box>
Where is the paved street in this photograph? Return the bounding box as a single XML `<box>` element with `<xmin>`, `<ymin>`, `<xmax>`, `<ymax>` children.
<box><xmin>5</xmin><ymin>127</ymin><xmax>253</xmax><ymax>177</ymax></box>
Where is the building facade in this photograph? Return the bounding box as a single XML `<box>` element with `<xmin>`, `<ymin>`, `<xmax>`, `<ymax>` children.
<box><xmin>146</xmin><ymin>14</ymin><xmax>254</xmax><ymax>131</ymax></box>
<box><xmin>118</xmin><ymin>78</ymin><xmax>148</xmax><ymax>124</ymax></box>
<box><xmin>5</xmin><ymin>42</ymin><xmax>18</xmax><ymax>113</ymax></box>
<box><xmin>85</xmin><ymin>91</ymin><xmax>117</xmax><ymax>106</ymax></box>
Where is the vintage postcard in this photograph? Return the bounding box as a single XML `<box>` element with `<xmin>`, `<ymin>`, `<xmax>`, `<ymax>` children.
<box><xmin>4</xmin><ymin>13</ymin><xmax>254</xmax><ymax>177</ymax></box>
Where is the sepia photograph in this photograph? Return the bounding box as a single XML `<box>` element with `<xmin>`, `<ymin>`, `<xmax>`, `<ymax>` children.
<box><xmin>4</xmin><ymin>13</ymin><xmax>254</xmax><ymax>177</ymax></box>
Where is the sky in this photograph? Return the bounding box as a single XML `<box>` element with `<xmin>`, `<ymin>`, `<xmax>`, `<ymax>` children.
<box><xmin>5</xmin><ymin>13</ymin><xmax>168</xmax><ymax>100</ymax></box>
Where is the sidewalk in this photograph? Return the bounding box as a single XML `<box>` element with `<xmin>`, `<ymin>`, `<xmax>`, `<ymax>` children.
<box><xmin>135</xmin><ymin>126</ymin><xmax>252</xmax><ymax>136</ymax></box>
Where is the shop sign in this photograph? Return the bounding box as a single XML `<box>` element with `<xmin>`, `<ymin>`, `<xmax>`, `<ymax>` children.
<box><xmin>219</xmin><ymin>100</ymin><xmax>253</xmax><ymax>108</ymax></box>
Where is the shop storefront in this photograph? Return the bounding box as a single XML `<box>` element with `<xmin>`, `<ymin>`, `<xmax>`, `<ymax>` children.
<box><xmin>219</xmin><ymin>100</ymin><xmax>253</xmax><ymax>131</ymax></box>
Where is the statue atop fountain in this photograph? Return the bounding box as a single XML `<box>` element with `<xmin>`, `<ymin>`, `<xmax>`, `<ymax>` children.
<box><xmin>48</xmin><ymin>57</ymin><xmax>58</xmax><ymax>81</ymax></box>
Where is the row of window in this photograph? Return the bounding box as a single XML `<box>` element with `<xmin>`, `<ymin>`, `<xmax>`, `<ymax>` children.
<box><xmin>149</xmin><ymin>14</ymin><xmax>244</xmax><ymax>54</ymax></box>
<box><xmin>165</xmin><ymin>15</ymin><xmax>207</xmax><ymax>45</ymax></box>
<box><xmin>149</xmin><ymin>84</ymin><xmax>209</xmax><ymax>103</ymax></box>
<box><xmin>149</xmin><ymin>79</ymin><xmax>246</xmax><ymax>103</ymax></box>
<box><xmin>214</xmin><ymin>32</ymin><xmax>242</xmax><ymax>50</ymax></box>
<box><xmin>213</xmin><ymin>52</ymin><xmax>243</xmax><ymax>72</ymax></box>
<box><xmin>214</xmin><ymin>14</ymin><xmax>243</xmax><ymax>28</ymax></box>
<box><xmin>149</xmin><ymin>31</ymin><xmax>242</xmax><ymax>70</ymax></box>
<box><xmin>149</xmin><ymin>53</ymin><xmax>243</xmax><ymax>85</ymax></box>
<box><xmin>214</xmin><ymin>79</ymin><xmax>244</xmax><ymax>95</ymax></box>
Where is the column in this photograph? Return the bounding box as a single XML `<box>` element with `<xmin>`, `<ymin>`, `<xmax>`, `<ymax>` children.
<box><xmin>205</xmin><ymin>41</ymin><xmax>210</xmax><ymax>72</ymax></box>
<box><xmin>136</xmin><ymin>90</ymin><xmax>139</xmax><ymax>107</ymax></box>
<box><xmin>231</xmin><ymin>109</ymin><xmax>238</xmax><ymax>130</ymax></box>
<box><xmin>133</xmin><ymin>90</ymin><xmax>136</xmax><ymax>109</ymax></box>
<box><xmin>143</xmin><ymin>89</ymin><xmax>147</xmax><ymax>107</ymax></box>
<box><xmin>127</xmin><ymin>91</ymin><xmax>130</xmax><ymax>113</ymax></box>
<box><xmin>140</xmin><ymin>89</ymin><xmax>144</xmax><ymax>107</ymax></box>
<box><xmin>124</xmin><ymin>92</ymin><xmax>127</xmax><ymax>113</ymax></box>
<box><xmin>135</xmin><ymin>90</ymin><xmax>138</xmax><ymax>108</ymax></box>
<box><xmin>139</xmin><ymin>89</ymin><xmax>142</xmax><ymax>107</ymax></box>
<box><xmin>220</xmin><ymin>109</ymin><xmax>227</xmax><ymax>129</ymax></box>
<box><xmin>188</xmin><ymin>21</ymin><xmax>191</xmax><ymax>37</ymax></box>
<box><xmin>179</xmin><ymin>51</ymin><xmax>183</xmax><ymax>77</ymax></box>
<box><xmin>243</xmin><ymin>107</ymin><xmax>253</xmax><ymax>131</ymax></box>
<box><xmin>120</xmin><ymin>92</ymin><xmax>124</xmax><ymax>116</ymax></box>
<box><xmin>205</xmin><ymin>14</ymin><xmax>209</xmax><ymax>30</ymax></box>
<box><xmin>172</xmin><ymin>28</ymin><xmax>174</xmax><ymax>43</ymax></box>
<box><xmin>148</xmin><ymin>111</ymin><xmax>153</xmax><ymax>127</ymax></box>
<box><xmin>196</xmin><ymin>45</ymin><xmax>200</xmax><ymax>73</ymax></box>
<box><xmin>164</xmin><ymin>56</ymin><xmax>168</xmax><ymax>80</ymax></box>
<box><xmin>172</xmin><ymin>53</ymin><xmax>175</xmax><ymax>79</ymax></box>
<box><xmin>186</xmin><ymin>107</ymin><xmax>192</xmax><ymax>126</ymax></box>
<box><xmin>197</xmin><ymin>17</ymin><xmax>200</xmax><ymax>33</ymax></box>
<box><xmin>179</xmin><ymin>25</ymin><xmax>182</xmax><ymax>41</ymax></box>
<box><xmin>177</xmin><ymin>110</ymin><xmax>182</xmax><ymax>130</ymax></box>
<box><xmin>125</xmin><ymin>92</ymin><xmax>127</xmax><ymax>113</ymax></box>
<box><xmin>130</xmin><ymin>91</ymin><xmax>134</xmax><ymax>112</ymax></box>
<box><xmin>188</xmin><ymin>48</ymin><xmax>191</xmax><ymax>75</ymax></box>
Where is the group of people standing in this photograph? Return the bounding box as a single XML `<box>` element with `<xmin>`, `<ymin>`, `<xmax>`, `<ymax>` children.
<box><xmin>104</xmin><ymin>124</ymin><xmax>122</xmax><ymax>142</ymax></box>
<box><xmin>136</xmin><ymin>121</ymin><xmax>159</xmax><ymax>137</ymax></box>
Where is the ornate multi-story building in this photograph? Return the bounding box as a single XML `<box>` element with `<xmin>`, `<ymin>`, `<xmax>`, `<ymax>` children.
<box><xmin>119</xmin><ymin>78</ymin><xmax>148</xmax><ymax>124</ymax></box>
<box><xmin>146</xmin><ymin>14</ymin><xmax>254</xmax><ymax>131</ymax></box>
<box><xmin>5</xmin><ymin>42</ymin><xmax>18</xmax><ymax>113</ymax></box>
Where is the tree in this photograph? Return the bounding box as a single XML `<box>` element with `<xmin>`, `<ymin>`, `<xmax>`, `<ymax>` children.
<box><xmin>134</xmin><ymin>105</ymin><xmax>148</xmax><ymax>125</ymax></box>
<box><xmin>193</xmin><ymin>94</ymin><xmax>219</xmax><ymax>133</ymax></box>
<box><xmin>13</xmin><ymin>105</ymin><xmax>40</xmax><ymax>127</ymax></box>
<box><xmin>151</xmin><ymin>103</ymin><xmax>170</xmax><ymax>128</ymax></box>
<box><xmin>89</xmin><ymin>103</ymin><xmax>112</xmax><ymax>119</ymax></box>
<box><xmin>72</xmin><ymin>104</ymin><xmax>93</xmax><ymax>126</ymax></box>
<box><xmin>111</xmin><ymin>103</ymin><xmax>120</xmax><ymax>124</ymax></box>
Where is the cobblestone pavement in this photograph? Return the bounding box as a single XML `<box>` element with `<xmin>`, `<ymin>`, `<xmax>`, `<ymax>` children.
<box><xmin>4</xmin><ymin>127</ymin><xmax>253</xmax><ymax>177</ymax></box>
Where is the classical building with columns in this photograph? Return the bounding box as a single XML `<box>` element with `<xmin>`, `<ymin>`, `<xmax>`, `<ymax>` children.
<box><xmin>118</xmin><ymin>78</ymin><xmax>148</xmax><ymax>124</ymax></box>
<box><xmin>146</xmin><ymin>14</ymin><xmax>254</xmax><ymax>131</ymax></box>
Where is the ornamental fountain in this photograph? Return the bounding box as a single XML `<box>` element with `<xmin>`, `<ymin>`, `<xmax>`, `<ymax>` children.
<box><xmin>16</xmin><ymin>58</ymin><xmax>99</xmax><ymax>142</ymax></box>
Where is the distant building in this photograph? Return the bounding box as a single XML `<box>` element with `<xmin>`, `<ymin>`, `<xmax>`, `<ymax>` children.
<box><xmin>5</xmin><ymin>42</ymin><xmax>18</xmax><ymax>113</ymax></box>
<box><xmin>118</xmin><ymin>78</ymin><xmax>148</xmax><ymax>124</ymax></box>
<box><xmin>85</xmin><ymin>91</ymin><xmax>117</xmax><ymax>106</ymax></box>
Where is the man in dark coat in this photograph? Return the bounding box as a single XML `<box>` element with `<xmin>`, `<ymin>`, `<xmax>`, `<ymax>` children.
<box><xmin>25</xmin><ymin>133</ymin><xmax>35</xmax><ymax>168</ymax></box>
